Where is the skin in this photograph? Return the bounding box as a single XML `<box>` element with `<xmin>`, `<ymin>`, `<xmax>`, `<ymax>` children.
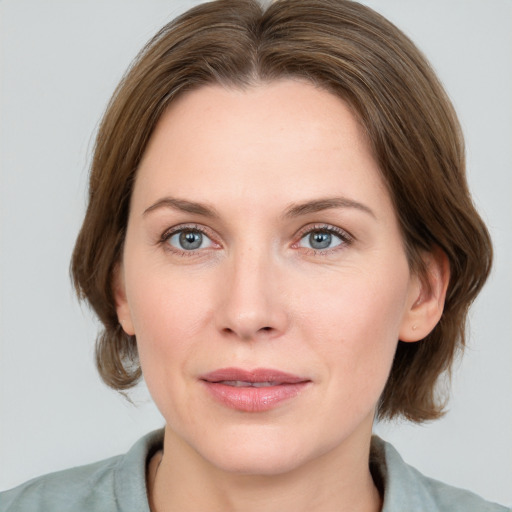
<box><xmin>115</xmin><ymin>80</ymin><xmax>448</xmax><ymax>512</ymax></box>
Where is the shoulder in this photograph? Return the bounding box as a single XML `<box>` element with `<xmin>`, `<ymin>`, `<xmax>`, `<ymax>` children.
<box><xmin>0</xmin><ymin>430</ymin><xmax>164</xmax><ymax>512</ymax></box>
<box><xmin>0</xmin><ymin>456</ymin><xmax>121</xmax><ymax>512</ymax></box>
<box><xmin>371</xmin><ymin>436</ymin><xmax>510</xmax><ymax>512</ymax></box>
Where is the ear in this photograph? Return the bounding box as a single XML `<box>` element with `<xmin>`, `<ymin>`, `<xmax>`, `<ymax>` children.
<box><xmin>112</xmin><ymin>262</ymin><xmax>135</xmax><ymax>336</ymax></box>
<box><xmin>399</xmin><ymin>247</ymin><xmax>450</xmax><ymax>342</ymax></box>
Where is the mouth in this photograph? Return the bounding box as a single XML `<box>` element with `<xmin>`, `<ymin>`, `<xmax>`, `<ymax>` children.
<box><xmin>200</xmin><ymin>368</ymin><xmax>311</xmax><ymax>412</ymax></box>
<box><xmin>214</xmin><ymin>380</ymin><xmax>282</xmax><ymax>387</ymax></box>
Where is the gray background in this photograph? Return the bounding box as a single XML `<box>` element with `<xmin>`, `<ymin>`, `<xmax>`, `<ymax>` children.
<box><xmin>1</xmin><ymin>0</ymin><xmax>511</xmax><ymax>505</ymax></box>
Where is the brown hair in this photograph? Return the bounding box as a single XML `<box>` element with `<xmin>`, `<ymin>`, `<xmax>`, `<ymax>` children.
<box><xmin>71</xmin><ymin>0</ymin><xmax>492</xmax><ymax>422</ymax></box>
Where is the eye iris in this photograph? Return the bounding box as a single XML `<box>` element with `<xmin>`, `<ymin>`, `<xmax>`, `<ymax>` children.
<box><xmin>179</xmin><ymin>231</ymin><xmax>202</xmax><ymax>250</ymax></box>
<box><xmin>309</xmin><ymin>231</ymin><xmax>331</xmax><ymax>249</ymax></box>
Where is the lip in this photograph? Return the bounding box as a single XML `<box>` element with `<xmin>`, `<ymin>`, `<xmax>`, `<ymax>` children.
<box><xmin>200</xmin><ymin>367</ymin><xmax>311</xmax><ymax>412</ymax></box>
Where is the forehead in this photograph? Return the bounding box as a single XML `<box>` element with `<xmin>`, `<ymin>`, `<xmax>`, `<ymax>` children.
<box><xmin>134</xmin><ymin>79</ymin><xmax>389</xmax><ymax>213</ymax></box>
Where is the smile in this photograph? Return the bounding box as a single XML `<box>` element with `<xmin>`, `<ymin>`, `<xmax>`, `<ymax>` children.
<box><xmin>200</xmin><ymin>368</ymin><xmax>311</xmax><ymax>412</ymax></box>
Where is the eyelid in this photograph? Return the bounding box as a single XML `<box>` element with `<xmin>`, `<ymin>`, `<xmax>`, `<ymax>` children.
<box><xmin>160</xmin><ymin>223</ymin><xmax>209</xmax><ymax>242</ymax></box>
<box><xmin>159</xmin><ymin>223</ymin><xmax>221</xmax><ymax>252</ymax></box>
<box><xmin>292</xmin><ymin>223</ymin><xmax>354</xmax><ymax>251</ymax></box>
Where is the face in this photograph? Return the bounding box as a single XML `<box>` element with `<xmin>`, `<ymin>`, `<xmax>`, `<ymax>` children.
<box><xmin>116</xmin><ymin>80</ymin><xmax>422</xmax><ymax>475</ymax></box>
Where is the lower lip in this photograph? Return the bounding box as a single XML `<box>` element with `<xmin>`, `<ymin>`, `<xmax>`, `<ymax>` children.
<box><xmin>202</xmin><ymin>381</ymin><xmax>309</xmax><ymax>412</ymax></box>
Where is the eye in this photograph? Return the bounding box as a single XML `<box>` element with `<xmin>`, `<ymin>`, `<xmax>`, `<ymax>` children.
<box><xmin>166</xmin><ymin>228</ymin><xmax>214</xmax><ymax>251</ymax></box>
<box><xmin>296</xmin><ymin>226</ymin><xmax>351</xmax><ymax>252</ymax></box>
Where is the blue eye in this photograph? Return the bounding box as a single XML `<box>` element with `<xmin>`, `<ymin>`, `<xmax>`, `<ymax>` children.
<box><xmin>167</xmin><ymin>229</ymin><xmax>213</xmax><ymax>251</ymax></box>
<box><xmin>298</xmin><ymin>229</ymin><xmax>345</xmax><ymax>251</ymax></box>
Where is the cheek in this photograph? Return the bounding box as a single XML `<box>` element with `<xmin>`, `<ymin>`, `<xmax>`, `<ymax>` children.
<box><xmin>124</xmin><ymin>263</ymin><xmax>213</xmax><ymax>377</ymax></box>
<box><xmin>294</xmin><ymin>264</ymin><xmax>410</xmax><ymax>391</ymax></box>
<box><xmin>125</xmin><ymin>266</ymin><xmax>218</xmax><ymax>427</ymax></box>
<box><xmin>299</xmin><ymin>267</ymin><xmax>408</xmax><ymax>333</ymax></box>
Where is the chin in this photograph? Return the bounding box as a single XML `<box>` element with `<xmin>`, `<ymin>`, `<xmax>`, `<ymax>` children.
<box><xmin>193</xmin><ymin>426</ymin><xmax>329</xmax><ymax>477</ymax></box>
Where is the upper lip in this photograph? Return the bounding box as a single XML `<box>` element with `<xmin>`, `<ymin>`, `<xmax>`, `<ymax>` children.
<box><xmin>200</xmin><ymin>367</ymin><xmax>309</xmax><ymax>384</ymax></box>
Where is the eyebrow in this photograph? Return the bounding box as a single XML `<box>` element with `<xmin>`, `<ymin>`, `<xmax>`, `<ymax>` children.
<box><xmin>143</xmin><ymin>197</ymin><xmax>220</xmax><ymax>218</ymax></box>
<box><xmin>143</xmin><ymin>195</ymin><xmax>375</xmax><ymax>219</ymax></box>
<box><xmin>283</xmin><ymin>197</ymin><xmax>375</xmax><ymax>219</ymax></box>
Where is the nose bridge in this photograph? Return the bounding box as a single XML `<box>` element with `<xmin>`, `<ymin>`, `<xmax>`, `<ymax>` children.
<box><xmin>217</xmin><ymin>239</ymin><xmax>286</xmax><ymax>340</ymax></box>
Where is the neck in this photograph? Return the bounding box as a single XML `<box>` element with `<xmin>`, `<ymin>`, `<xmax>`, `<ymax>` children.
<box><xmin>148</xmin><ymin>423</ymin><xmax>381</xmax><ymax>512</ymax></box>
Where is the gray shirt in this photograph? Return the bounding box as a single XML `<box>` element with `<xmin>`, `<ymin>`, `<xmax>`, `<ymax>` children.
<box><xmin>1</xmin><ymin>430</ymin><xmax>508</xmax><ymax>511</ymax></box>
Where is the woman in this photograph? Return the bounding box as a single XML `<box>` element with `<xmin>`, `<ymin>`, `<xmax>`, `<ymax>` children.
<box><xmin>0</xmin><ymin>0</ymin><xmax>509</xmax><ymax>511</ymax></box>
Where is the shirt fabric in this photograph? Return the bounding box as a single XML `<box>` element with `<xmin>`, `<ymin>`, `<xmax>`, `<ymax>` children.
<box><xmin>1</xmin><ymin>430</ymin><xmax>508</xmax><ymax>511</ymax></box>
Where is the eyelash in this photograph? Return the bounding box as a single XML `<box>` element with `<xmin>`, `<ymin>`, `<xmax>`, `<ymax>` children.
<box><xmin>159</xmin><ymin>223</ymin><xmax>353</xmax><ymax>257</ymax></box>
<box><xmin>294</xmin><ymin>224</ymin><xmax>353</xmax><ymax>255</ymax></box>
<box><xmin>159</xmin><ymin>224</ymin><xmax>219</xmax><ymax>257</ymax></box>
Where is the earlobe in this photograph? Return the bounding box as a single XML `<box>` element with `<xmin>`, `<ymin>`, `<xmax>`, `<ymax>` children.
<box><xmin>112</xmin><ymin>263</ymin><xmax>135</xmax><ymax>336</ymax></box>
<box><xmin>399</xmin><ymin>247</ymin><xmax>450</xmax><ymax>342</ymax></box>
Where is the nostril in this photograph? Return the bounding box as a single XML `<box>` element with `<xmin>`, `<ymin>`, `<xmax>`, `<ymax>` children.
<box><xmin>221</xmin><ymin>325</ymin><xmax>275</xmax><ymax>340</ymax></box>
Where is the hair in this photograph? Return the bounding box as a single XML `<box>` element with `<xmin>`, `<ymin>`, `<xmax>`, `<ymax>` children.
<box><xmin>71</xmin><ymin>0</ymin><xmax>492</xmax><ymax>422</ymax></box>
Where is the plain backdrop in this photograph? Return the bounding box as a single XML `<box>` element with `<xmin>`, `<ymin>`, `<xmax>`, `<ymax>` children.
<box><xmin>1</xmin><ymin>0</ymin><xmax>511</xmax><ymax>506</ymax></box>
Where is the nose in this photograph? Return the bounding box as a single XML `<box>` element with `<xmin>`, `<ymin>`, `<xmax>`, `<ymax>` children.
<box><xmin>215</xmin><ymin>246</ymin><xmax>289</xmax><ymax>341</ymax></box>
